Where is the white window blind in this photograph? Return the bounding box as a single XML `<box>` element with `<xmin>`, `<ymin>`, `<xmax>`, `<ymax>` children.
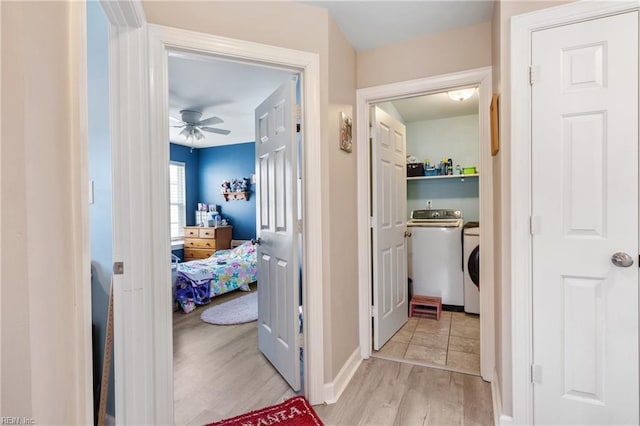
<box><xmin>169</xmin><ymin>161</ymin><xmax>186</xmax><ymax>241</ymax></box>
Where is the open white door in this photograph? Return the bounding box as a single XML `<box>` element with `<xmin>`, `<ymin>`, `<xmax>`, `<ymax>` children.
<box><xmin>531</xmin><ymin>12</ymin><xmax>639</xmax><ymax>425</ymax></box>
<box><xmin>255</xmin><ymin>77</ymin><xmax>301</xmax><ymax>391</ymax></box>
<box><xmin>372</xmin><ymin>106</ymin><xmax>408</xmax><ymax>350</ymax></box>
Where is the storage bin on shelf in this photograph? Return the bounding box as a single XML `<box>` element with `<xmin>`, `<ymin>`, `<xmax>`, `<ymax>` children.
<box><xmin>406</xmin><ymin>163</ymin><xmax>424</xmax><ymax>177</ymax></box>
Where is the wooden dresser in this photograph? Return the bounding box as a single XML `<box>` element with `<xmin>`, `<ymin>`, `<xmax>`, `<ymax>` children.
<box><xmin>183</xmin><ymin>226</ymin><xmax>232</xmax><ymax>261</ymax></box>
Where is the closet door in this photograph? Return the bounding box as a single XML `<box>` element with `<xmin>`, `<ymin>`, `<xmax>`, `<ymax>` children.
<box><xmin>531</xmin><ymin>12</ymin><xmax>639</xmax><ymax>425</ymax></box>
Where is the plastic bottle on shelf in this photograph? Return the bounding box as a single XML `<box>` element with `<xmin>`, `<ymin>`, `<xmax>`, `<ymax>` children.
<box><xmin>455</xmin><ymin>165</ymin><xmax>461</xmax><ymax>175</ymax></box>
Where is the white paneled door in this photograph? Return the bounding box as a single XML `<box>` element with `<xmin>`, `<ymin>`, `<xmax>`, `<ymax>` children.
<box><xmin>372</xmin><ymin>106</ymin><xmax>408</xmax><ymax>350</ymax></box>
<box><xmin>531</xmin><ymin>12</ymin><xmax>639</xmax><ymax>425</ymax></box>
<box><xmin>255</xmin><ymin>77</ymin><xmax>301</xmax><ymax>391</ymax></box>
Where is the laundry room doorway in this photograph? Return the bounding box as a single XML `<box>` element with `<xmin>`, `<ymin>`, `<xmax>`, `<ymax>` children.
<box><xmin>356</xmin><ymin>68</ymin><xmax>495</xmax><ymax>382</ymax></box>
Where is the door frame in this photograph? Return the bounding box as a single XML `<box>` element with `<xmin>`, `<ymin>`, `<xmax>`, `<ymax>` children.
<box><xmin>148</xmin><ymin>22</ymin><xmax>325</xmax><ymax>412</ymax></box>
<box><xmin>356</xmin><ymin>67</ymin><xmax>495</xmax><ymax>381</ymax></box>
<box><xmin>100</xmin><ymin>2</ymin><xmax>325</xmax><ymax>422</ymax></box>
<box><xmin>511</xmin><ymin>1</ymin><xmax>640</xmax><ymax>424</ymax></box>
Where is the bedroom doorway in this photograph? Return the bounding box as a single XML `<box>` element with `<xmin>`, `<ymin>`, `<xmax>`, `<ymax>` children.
<box><xmin>105</xmin><ymin>9</ymin><xmax>324</xmax><ymax>424</ymax></box>
<box><xmin>166</xmin><ymin>52</ymin><xmax>305</xmax><ymax>423</ymax></box>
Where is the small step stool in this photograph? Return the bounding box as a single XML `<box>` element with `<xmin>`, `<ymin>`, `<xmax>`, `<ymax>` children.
<box><xmin>409</xmin><ymin>295</ymin><xmax>442</xmax><ymax>320</ymax></box>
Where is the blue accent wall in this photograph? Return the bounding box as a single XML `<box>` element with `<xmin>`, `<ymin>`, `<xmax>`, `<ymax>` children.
<box><xmin>87</xmin><ymin>0</ymin><xmax>114</xmax><ymax>417</ymax></box>
<box><xmin>199</xmin><ymin>142</ymin><xmax>257</xmax><ymax>240</ymax></box>
<box><xmin>169</xmin><ymin>143</ymin><xmax>200</xmax><ymax>226</ymax></box>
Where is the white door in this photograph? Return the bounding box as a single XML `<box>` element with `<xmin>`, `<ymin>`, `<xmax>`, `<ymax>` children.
<box><xmin>255</xmin><ymin>77</ymin><xmax>301</xmax><ymax>391</ymax></box>
<box><xmin>372</xmin><ymin>106</ymin><xmax>408</xmax><ymax>350</ymax></box>
<box><xmin>531</xmin><ymin>12</ymin><xmax>639</xmax><ymax>425</ymax></box>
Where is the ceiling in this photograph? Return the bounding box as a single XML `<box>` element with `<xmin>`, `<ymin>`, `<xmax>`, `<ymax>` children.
<box><xmin>168</xmin><ymin>2</ymin><xmax>493</xmax><ymax>148</ymax></box>
<box><xmin>305</xmin><ymin>0</ymin><xmax>494</xmax><ymax>51</ymax></box>
<box><xmin>389</xmin><ymin>88</ymin><xmax>479</xmax><ymax>122</ymax></box>
<box><xmin>168</xmin><ymin>52</ymin><xmax>294</xmax><ymax>148</ymax></box>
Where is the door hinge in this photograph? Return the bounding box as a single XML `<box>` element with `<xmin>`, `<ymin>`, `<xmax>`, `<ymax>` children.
<box><xmin>112</xmin><ymin>261</ymin><xmax>124</xmax><ymax>275</ymax></box>
<box><xmin>297</xmin><ymin>332</ymin><xmax>304</xmax><ymax>347</ymax></box>
<box><xmin>297</xmin><ymin>219</ymin><xmax>303</xmax><ymax>233</ymax></box>
<box><xmin>370</xmin><ymin>216</ymin><xmax>374</xmax><ymax>228</ymax></box>
<box><xmin>531</xmin><ymin>364</ymin><xmax>542</xmax><ymax>384</ymax></box>
<box><xmin>371</xmin><ymin>305</ymin><xmax>376</xmax><ymax>318</ymax></box>
<box><xmin>529</xmin><ymin>66</ymin><xmax>540</xmax><ymax>85</ymax></box>
<box><xmin>530</xmin><ymin>216</ymin><xmax>541</xmax><ymax>235</ymax></box>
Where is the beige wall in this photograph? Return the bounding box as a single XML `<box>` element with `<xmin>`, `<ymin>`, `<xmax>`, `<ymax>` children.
<box><xmin>327</xmin><ymin>15</ymin><xmax>359</xmax><ymax>378</ymax></box>
<box><xmin>143</xmin><ymin>1</ymin><xmax>328</xmax><ymax>56</ymax></box>
<box><xmin>1</xmin><ymin>1</ymin><xmax>89</xmax><ymax>423</ymax></box>
<box><xmin>357</xmin><ymin>21</ymin><xmax>492</xmax><ymax>89</ymax></box>
<box><xmin>491</xmin><ymin>0</ymin><xmax>573</xmax><ymax>417</ymax></box>
<box><xmin>143</xmin><ymin>0</ymin><xmax>359</xmax><ymax>383</ymax></box>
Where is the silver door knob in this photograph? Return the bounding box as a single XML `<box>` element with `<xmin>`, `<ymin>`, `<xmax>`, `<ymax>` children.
<box><xmin>611</xmin><ymin>252</ymin><xmax>634</xmax><ymax>268</ymax></box>
<box><xmin>404</xmin><ymin>231</ymin><xmax>412</xmax><ymax>238</ymax></box>
<box><xmin>251</xmin><ymin>238</ymin><xmax>262</xmax><ymax>245</ymax></box>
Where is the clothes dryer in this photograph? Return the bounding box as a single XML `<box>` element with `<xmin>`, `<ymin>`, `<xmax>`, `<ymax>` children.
<box><xmin>463</xmin><ymin>226</ymin><xmax>480</xmax><ymax>314</ymax></box>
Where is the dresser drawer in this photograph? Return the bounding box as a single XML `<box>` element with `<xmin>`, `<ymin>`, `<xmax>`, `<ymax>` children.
<box><xmin>184</xmin><ymin>238</ymin><xmax>218</xmax><ymax>249</ymax></box>
<box><xmin>184</xmin><ymin>227</ymin><xmax>199</xmax><ymax>238</ymax></box>
<box><xmin>198</xmin><ymin>228</ymin><xmax>217</xmax><ymax>239</ymax></box>
<box><xmin>184</xmin><ymin>248</ymin><xmax>215</xmax><ymax>261</ymax></box>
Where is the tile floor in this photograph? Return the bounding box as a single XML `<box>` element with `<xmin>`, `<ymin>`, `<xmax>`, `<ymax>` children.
<box><xmin>374</xmin><ymin>311</ymin><xmax>481</xmax><ymax>375</ymax></box>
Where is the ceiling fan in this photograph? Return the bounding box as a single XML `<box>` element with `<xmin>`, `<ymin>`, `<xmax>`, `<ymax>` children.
<box><xmin>169</xmin><ymin>110</ymin><xmax>231</xmax><ymax>145</ymax></box>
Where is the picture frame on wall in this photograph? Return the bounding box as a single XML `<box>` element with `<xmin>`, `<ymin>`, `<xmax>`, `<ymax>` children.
<box><xmin>340</xmin><ymin>112</ymin><xmax>353</xmax><ymax>153</ymax></box>
<box><xmin>490</xmin><ymin>94</ymin><xmax>500</xmax><ymax>156</ymax></box>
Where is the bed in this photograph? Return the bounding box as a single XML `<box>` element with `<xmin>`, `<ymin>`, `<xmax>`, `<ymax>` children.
<box><xmin>174</xmin><ymin>241</ymin><xmax>257</xmax><ymax>313</ymax></box>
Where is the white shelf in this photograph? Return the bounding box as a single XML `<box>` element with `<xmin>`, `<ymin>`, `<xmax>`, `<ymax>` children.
<box><xmin>407</xmin><ymin>173</ymin><xmax>479</xmax><ymax>181</ymax></box>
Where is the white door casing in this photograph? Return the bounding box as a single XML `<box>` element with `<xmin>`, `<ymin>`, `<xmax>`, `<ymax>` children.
<box><xmin>372</xmin><ymin>106</ymin><xmax>408</xmax><ymax>350</ymax></box>
<box><xmin>256</xmin><ymin>78</ymin><xmax>301</xmax><ymax>390</ymax></box>
<box><xmin>103</xmin><ymin>19</ymin><xmax>326</xmax><ymax>423</ymax></box>
<box><xmin>356</xmin><ymin>68</ymin><xmax>494</xmax><ymax>381</ymax></box>
<box><xmin>531</xmin><ymin>11</ymin><xmax>639</xmax><ymax>425</ymax></box>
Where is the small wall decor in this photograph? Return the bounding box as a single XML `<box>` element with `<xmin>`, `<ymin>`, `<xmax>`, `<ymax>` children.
<box><xmin>339</xmin><ymin>111</ymin><xmax>353</xmax><ymax>153</ymax></box>
<box><xmin>222</xmin><ymin>177</ymin><xmax>250</xmax><ymax>201</ymax></box>
<box><xmin>490</xmin><ymin>94</ymin><xmax>500</xmax><ymax>156</ymax></box>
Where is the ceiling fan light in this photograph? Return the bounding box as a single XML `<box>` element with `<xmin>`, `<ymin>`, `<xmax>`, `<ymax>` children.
<box><xmin>179</xmin><ymin>127</ymin><xmax>190</xmax><ymax>138</ymax></box>
<box><xmin>448</xmin><ymin>88</ymin><xmax>476</xmax><ymax>102</ymax></box>
<box><xmin>194</xmin><ymin>128</ymin><xmax>205</xmax><ymax>141</ymax></box>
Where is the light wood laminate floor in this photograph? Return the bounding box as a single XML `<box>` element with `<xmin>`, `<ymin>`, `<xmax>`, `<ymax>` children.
<box><xmin>173</xmin><ymin>287</ymin><xmax>492</xmax><ymax>425</ymax></box>
<box><xmin>173</xmin><ymin>284</ymin><xmax>296</xmax><ymax>426</ymax></box>
<box><xmin>315</xmin><ymin>357</ymin><xmax>493</xmax><ymax>425</ymax></box>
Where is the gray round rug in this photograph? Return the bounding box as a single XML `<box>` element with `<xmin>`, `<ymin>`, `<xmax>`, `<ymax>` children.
<box><xmin>200</xmin><ymin>291</ymin><xmax>257</xmax><ymax>325</ymax></box>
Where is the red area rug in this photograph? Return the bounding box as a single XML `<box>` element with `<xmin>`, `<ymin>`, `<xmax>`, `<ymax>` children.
<box><xmin>205</xmin><ymin>396</ymin><xmax>324</xmax><ymax>426</ymax></box>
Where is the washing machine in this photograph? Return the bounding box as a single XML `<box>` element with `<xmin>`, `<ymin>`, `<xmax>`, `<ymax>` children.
<box><xmin>407</xmin><ymin>209</ymin><xmax>464</xmax><ymax>307</ymax></box>
<box><xmin>463</xmin><ymin>225</ymin><xmax>480</xmax><ymax>314</ymax></box>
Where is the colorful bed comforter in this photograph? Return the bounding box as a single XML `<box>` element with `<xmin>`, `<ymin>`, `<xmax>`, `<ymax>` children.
<box><xmin>175</xmin><ymin>241</ymin><xmax>257</xmax><ymax>313</ymax></box>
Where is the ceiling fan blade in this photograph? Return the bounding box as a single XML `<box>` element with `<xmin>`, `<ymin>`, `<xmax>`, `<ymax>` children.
<box><xmin>197</xmin><ymin>116</ymin><xmax>223</xmax><ymax>126</ymax></box>
<box><xmin>170</xmin><ymin>125</ymin><xmax>185</xmax><ymax>128</ymax></box>
<box><xmin>169</xmin><ymin>116</ymin><xmax>184</xmax><ymax>124</ymax></box>
<box><xmin>200</xmin><ymin>126</ymin><xmax>231</xmax><ymax>135</ymax></box>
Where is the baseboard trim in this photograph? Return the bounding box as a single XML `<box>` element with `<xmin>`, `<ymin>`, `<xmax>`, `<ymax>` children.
<box><xmin>491</xmin><ymin>369</ymin><xmax>513</xmax><ymax>426</ymax></box>
<box><xmin>323</xmin><ymin>347</ymin><xmax>362</xmax><ymax>404</ymax></box>
<box><xmin>105</xmin><ymin>414</ymin><xmax>115</xmax><ymax>426</ymax></box>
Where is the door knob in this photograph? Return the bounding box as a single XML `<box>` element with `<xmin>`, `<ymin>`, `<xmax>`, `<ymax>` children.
<box><xmin>251</xmin><ymin>237</ymin><xmax>262</xmax><ymax>245</ymax></box>
<box><xmin>404</xmin><ymin>231</ymin><xmax>412</xmax><ymax>238</ymax></box>
<box><xmin>611</xmin><ymin>252</ymin><xmax>634</xmax><ymax>268</ymax></box>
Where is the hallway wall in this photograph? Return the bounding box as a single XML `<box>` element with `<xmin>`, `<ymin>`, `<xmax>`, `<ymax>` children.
<box><xmin>357</xmin><ymin>21</ymin><xmax>492</xmax><ymax>88</ymax></box>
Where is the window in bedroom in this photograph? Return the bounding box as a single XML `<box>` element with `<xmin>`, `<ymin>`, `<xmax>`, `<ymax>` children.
<box><xmin>169</xmin><ymin>161</ymin><xmax>186</xmax><ymax>241</ymax></box>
